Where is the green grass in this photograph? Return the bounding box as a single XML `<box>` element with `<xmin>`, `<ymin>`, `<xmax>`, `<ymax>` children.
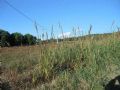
<box><xmin>1</xmin><ymin>33</ymin><xmax>120</xmax><ymax>90</ymax></box>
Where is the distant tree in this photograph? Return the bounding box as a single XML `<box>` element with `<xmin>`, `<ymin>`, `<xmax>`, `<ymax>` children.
<box><xmin>0</xmin><ymin>28</ymin><xmax>37</xmax><ymax>47</ymax></box>
<box><xmin>0</xmin><ymin>29</ymin><xmax>10</xmax><ymax>47</ymax></box>
<box><xmin>10</xmin><ymin>32</ymin><xmax>23</xmax><ymax>46</ymax></box>
<box><xmin>24</xmin><ymin>34</ymin><xmax>36</xmax><ymax>45</ymax></box>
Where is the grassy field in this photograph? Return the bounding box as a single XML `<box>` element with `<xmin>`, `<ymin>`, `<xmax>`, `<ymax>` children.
<box><xmin>1</xmin><ymin>32</ymin><xmax>120</xmax><ymax>90</ymax></box>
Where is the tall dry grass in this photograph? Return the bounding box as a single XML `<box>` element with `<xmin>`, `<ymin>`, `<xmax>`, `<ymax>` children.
<box><xmin>1</xmin><ymin>31</ymin><xmax>120</xmax><ymax>90</ymax></box>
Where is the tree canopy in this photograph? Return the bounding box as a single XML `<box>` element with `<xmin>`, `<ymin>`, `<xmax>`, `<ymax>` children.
<box><xmin>24</xmin><ymin>34</ymin><xmax>36</xmax><ymax>45</ymax></box>
<box><xmin>0</xmin><ymin>29</ymin><xmax>10</xmax><ymax>47</ymax></box>
<box><xmin>0</xmin><ymin>29</ymin><xmax>37</xmax><ymax>47</ymax></box>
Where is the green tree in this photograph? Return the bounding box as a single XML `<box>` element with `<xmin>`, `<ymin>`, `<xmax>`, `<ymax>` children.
<box><xmin>0</xmin><ymin>29</ymin><xmax>10</xmax><ymax>47</ymax></box>
<box><xmin>10</xmin><ymin>32</ymin><xmax>23</xmax><ymax>46</ymax></box>
<box><xmin>24</xmin><ymin>34</ymin><xmax>36</xmax><ymax>45</ymax></box>
<box><xmin>0</xmin><ymin>29</ymin><xmax>37</xmax><ymax>47</ymax></box>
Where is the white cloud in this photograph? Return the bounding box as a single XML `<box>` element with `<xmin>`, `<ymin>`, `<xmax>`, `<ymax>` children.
<box><xmin>58</xmin><ymin>32</ymin><xmax>71</xmax><ymax>39</ymax></box>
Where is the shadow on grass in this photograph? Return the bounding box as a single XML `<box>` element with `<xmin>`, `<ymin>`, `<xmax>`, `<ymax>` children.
<box><xmin>0</xmin><ymin>78</ymin><xmax>11</xmax><ymax>90</ymax></box>
<box><xmin>105</xmin><ymin>75</ymin><xmax>120</xmax><ymax>90</ymax></box>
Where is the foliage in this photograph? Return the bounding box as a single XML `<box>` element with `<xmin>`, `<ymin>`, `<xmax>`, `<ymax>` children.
<box><xmin>0</xmin><ymin>29</ymin><xmax>37</xmax><ymax>47</ymax></box>
<box><xmin>0</xmin><ymin>29</ymin><xmax>10</xmax><ymax>47</ymax></box>
<box><xmin>10</xmin><ymin>32</ymin><xmax>23</xmax><ymax>46</ymax></box>
<box><xmin>24</xmin><ymin>34</ymin><xmax>36</xmax><ymax>45</ymax></box>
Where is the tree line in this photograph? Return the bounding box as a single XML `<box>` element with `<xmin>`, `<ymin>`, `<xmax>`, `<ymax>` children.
<box><xmin>0</xmin><ymin>29</ymin><xmax>37</xmax><ymax>47</ymax></box>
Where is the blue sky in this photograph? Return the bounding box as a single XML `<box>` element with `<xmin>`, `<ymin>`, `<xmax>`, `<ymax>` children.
<box><xmin>0</xmin><ymin>0</ymin><xmax>120</xmax><ymax>38</ymax></box>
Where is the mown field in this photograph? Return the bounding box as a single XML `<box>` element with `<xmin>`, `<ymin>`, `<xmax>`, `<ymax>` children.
<box><xmin>1</xmin><ymin>33</ymin><xmax>120</xmax><ymax>90</ymax></box>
